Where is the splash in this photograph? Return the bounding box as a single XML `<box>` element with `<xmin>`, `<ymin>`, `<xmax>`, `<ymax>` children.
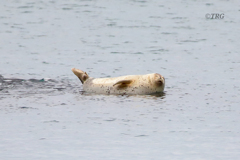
<box><xmin>0</xmin><ymin>75</ymin><xmax>81</xmax><ymax>99</ymax></box>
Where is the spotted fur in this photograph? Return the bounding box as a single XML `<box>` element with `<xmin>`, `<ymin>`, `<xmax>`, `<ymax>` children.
<box><xmin>72</xmin><ymin>68</ymin><xmax>165</xmax><ymax>95</ymax></box>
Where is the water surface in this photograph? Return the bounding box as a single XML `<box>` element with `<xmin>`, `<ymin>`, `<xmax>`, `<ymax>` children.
<box><xmin>0</xmin><ymin>0</ymin><xmax>240</xmax><ymax>159</ymax></box>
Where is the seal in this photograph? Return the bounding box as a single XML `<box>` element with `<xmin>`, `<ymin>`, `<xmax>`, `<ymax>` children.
<box><xmin>71</xmin><ymin>68</ymin><xmax>165</xmax><ymax>95</ymax></box>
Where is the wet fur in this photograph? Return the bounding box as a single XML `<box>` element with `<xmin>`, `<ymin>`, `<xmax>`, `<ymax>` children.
<box><xmin>71</xmin><ymin>68</ymin><xmax>165</xmax><ymax>95</ymax></box>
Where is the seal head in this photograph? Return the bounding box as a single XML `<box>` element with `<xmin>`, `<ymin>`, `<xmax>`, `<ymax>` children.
<box><xmin>71</xmin><ymin>68</ymin><xmax>89</xmax><ymax>84</ymax></box>
<box><xmin>154</xmin><ymin>73</ymin><xmax>165</xmax><ymax>86</ymax></box>
<box><xmin>153</xmin><ymin>73</ymin><xmax>165</xmax><ymax>92</ymax></box>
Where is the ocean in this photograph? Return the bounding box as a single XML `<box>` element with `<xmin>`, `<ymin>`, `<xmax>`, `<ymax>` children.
<box><xmin>0</xmin><ymin>0</ymin><xmax>240</xmax><ymax>159</ymax></box>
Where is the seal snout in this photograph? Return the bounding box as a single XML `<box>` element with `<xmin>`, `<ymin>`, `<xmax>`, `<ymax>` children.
<box><xmin>160</xmin><ymin>75</ymin><xmax>165</xmax><ymax>82</ymax></box>
<box><xmin>154</xmin><ymin>73</ymin><xmax>165</xmax><ymax>86</ymax></box>
<box><xmin>156</xmin><ymin>79</ymin><xmax>163</xmax><ymax>86</ymax></box>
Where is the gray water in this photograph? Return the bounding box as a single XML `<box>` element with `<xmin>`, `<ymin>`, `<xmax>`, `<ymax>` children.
<box><xmin>1</xmin><ymin>0</ymin><xmax>240</xmax><ymax>159</ymax></box>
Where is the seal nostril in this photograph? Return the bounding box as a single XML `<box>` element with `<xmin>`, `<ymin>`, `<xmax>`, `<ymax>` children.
<box><xmin>156</xmin><ymin>80</ymin><xmax>163</xmax><ymax>86</ymax></box>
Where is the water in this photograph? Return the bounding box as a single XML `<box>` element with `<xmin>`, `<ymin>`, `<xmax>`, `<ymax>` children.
<box><xmin>1</xmin><ymin>0</ymin><xmax>240</xmax><ymax>159</ymax></box>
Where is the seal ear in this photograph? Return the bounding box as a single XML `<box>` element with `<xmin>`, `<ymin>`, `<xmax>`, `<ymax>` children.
<box><xmin>113</xmin><ymin>80</ymin><xmax>133</xmax><ymax>88</ymax></box>
<box><xmin>71</xmin><ymin>68</ymin><xmax>89</xmax><ymax>84</ymax></box>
